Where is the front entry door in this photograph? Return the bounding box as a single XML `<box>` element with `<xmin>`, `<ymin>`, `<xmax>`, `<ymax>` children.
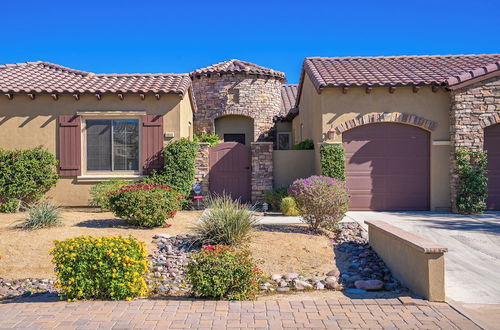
<box><xmin>209</xmin><ymin>142</ymin><xmax>251</xmax><ymax>202</ymax></box>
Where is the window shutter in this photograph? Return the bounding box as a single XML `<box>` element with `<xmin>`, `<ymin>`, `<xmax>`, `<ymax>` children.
<box><xmin>58</xmin><ymin>115</ymin><xmax>82</xmax><ymax>177</ymax></box>
<box><xmin>142</xmin><ymin>115</ymin><xmax>164</xmax><ymax>175</ymax></box>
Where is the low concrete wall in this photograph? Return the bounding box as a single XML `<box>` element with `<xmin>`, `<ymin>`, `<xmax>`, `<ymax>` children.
<box><xmin>273</xmin><ymin>150</ymin><xmax>315</xmax><ymax>188</ymax></box>
<box><xmin>366</xmin><ymin>220</ymin><xmax>448</xmax><ymax>302</ymax></box>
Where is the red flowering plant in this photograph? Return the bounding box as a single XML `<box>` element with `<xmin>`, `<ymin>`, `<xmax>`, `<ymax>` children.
<box><xmin>108</xmin><ymin>184</ymin><xmax>183</xmax><ymax>227</ymax></box>
<box><xmin>186</xmin><ymin>245</ymin><xmax>262</xmax><ymax>300</ymax></box>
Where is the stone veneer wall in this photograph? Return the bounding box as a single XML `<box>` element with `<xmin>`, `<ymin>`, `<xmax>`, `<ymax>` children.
<box><xmin>191</xmin><ymin>74</ymin><xmax>282</xmax><ymax>142</ymax></box>
<box><xmin>250</xmin><ymin>142</ymin><xmax>273</xmax><ymax>202</ymax></box>
<box><xmin>449</xmin><ymin>76</ymin><xmax>500</xmax><ymax>210</ymax></box>
<box><xmin>194</xmin><ymin>143</ymin><xmax>210</xmax><ymax>197</ymax></box>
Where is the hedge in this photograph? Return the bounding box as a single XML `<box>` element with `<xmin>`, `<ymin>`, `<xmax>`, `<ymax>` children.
<box><xmin>320</xmin><ymin>144</ymin><xmax>346</xmax><ymax>181</ymax></box>
<box><xmin>455</xmin><ymin>148</ymin><xmax>488</xmax><ymax>214</ymax></box>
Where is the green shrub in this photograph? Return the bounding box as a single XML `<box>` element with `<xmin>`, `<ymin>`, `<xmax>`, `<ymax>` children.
<box><xmin>0</xmin><ymin>198</ymin><xmax>21</xmax><ymax>213</ymax></box>
<box><xmin>194</xmin><ymin>133</ymin><xmax>221</xmax><ymax>146</ymax></box>
<box><xmin>455</xmin><ymin>148</ymin><xmax>488</xmax><ymax>214</ymax></box>
<box><xmin>89</xmin><ymin>179</ymin><xmax>131</xmax><ymax>210</ymax></box>
<box><xmin>320</xmin><ymin>144</ymin><xmax>346</xmax><ymax>180</ymax></box>
<box><xmin>108</xmin><ymin>184</ymin><xmax>182</xmax><ymax>227</ymax></box>
<box><xmin>264</xmin><ymin>187</ymin><xmax>288</xmax><ymax>211</ymax></box>
<box><xmin>21</xmin><ymin>201</ymin><xmax>62</xmax><ymax>230</ymax></box>
<box><xmin>51</xmin><ymin>236</ymin><xmax>148</xmax><ymax>301</ymax></box>
<box><xmin>143</xmin><ymin>139</ymin><xmax>199</xmax><ymax>199</ymax></box>
<box><xmin>289</xmin><ymin>175</ymin><xmax>349</xmax><ymax>230</ymax></box>
<box><xmin>186</xmin><ymin>245</ymin><xmax>261</xmax><ymax>300</ymax></box>
<box><xmin>191</xmin><ymin>194</ymin><xmax>258</xmax><ymax>246</ymax></box>
<box><xmin>292</xmin><ymin>139</ymin><xmax>314</xmax><ymax>150</ymax></box>
<box><xmin>0</xmin><ymin>148</ymin><xmax>59</xmax><ymax>212</ymax></box>
<box><xmin>280</xmin><ymin>197</ymin><xmax>299</xmax><ymax>216</ymax></box>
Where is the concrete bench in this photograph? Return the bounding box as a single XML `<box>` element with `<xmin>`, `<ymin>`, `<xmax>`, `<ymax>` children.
<box><xmin>365</xmin><ymin>220</ymin><xmax>448</xmax><ymax>302</ymax></box>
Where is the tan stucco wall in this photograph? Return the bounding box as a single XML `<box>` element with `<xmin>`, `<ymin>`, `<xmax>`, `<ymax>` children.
<box><xmin>294</xmin><ymin>74</ymin><xmax>452</xmax><ymax>210</ymax></box>
<box><xmin>367</xmin><ymin>221</ymin><xmax>446</xmax><ymax>302</ymax></box>
<box><xmin>0</xmin><ymin>93</ymin><xmax>192</xmax><ymax>206</ymax></box>
<box><xmin>214</xmin><ymin>115</ymin><xmax>254</xmax><ymax>145</ymax></box>
<box><xmin>273</xmin><ymin>150</ymin><xmax>315</xmax><ymax>188</ymax></box>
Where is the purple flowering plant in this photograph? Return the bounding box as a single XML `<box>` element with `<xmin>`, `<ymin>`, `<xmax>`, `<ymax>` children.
<box><xmin>289</xmin><ymin>175</ymin><xmax>349</xmax><ymax>231</ymax></box>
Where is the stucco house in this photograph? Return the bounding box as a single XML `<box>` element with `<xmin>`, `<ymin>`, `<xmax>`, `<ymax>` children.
<box><xmin>292</xmin><ymin>54</ymin><xmax>500</xmax><ymax>212</ymax></box>
<box><xmin>1</xmin><ymin>55</ymin><xmax>500</xmax><ymax>212</ymax></box>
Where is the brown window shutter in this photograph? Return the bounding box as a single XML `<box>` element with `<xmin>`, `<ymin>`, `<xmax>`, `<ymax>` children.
<box><xmin>142</xmin><ymin>115</ymin><xmax>164</xmax><ymax>175</ymax></box>
<box><xmin>58</xmin><ymin>115</ymin><xmax>82</xmax><ymax>177</ymax></box>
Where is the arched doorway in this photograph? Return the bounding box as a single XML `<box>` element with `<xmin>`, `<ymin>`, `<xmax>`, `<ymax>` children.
<box><xmin>484</xmin><ymin>124</ymin><xmax>500</xmax><ymax>210</ymax></box>
<box><xmin>342</xmin><ymin>123</ymin><xmax>430</xmax><ymax>211</ymax></box>
<box><xmin>215</xmin><ymin>115</ymin><xmax>254</xmax><ymax>145</ymax></box>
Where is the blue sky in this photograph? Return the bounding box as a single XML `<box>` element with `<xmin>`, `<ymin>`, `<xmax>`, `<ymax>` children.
<box><xmin>1</xmin><ymin>0</ymin><xmax>499</xmax><ymax>83</ymax></box>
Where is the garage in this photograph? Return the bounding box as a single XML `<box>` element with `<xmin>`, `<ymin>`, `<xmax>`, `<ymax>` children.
<box><xmin>342</xmin><ymin>123</ymin><xmax>430</xmax><ymax>211</ymax></box>
<box><xmin>484</xmin><ymin>124</ymin><xmax>500</xmax><ymax>210</ymax></box>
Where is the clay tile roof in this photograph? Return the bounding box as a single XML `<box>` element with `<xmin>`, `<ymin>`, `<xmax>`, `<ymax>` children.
<box><xmin>275</xmin><ymin>84</ymin><xmax>299</xmax><ymax>121</ymax></box>
<box><xmin>0</xmin><ymin>61</ymin><xmax>192</xmax><ymax>96</ymax></box>
<box><xmin>302</xmin><ymin>54</ymin><xmax>500</xmax><ymax>91</ymax></box>
<box><xmin>191</xmin><ymin>59</ymin><xmax>286</xmax><ymax>81</ymax></box>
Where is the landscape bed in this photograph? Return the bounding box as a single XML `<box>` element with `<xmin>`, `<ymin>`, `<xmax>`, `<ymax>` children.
<box><xmin>0</xmin><ymin>209</ymin><xmax>404</xmax><ymax>301</ymax></box>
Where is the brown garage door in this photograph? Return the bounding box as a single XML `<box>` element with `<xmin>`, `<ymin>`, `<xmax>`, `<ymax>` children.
<box><xmin>484</xmin><ymin>124</ymin><xmax>500</xmax><ymax>210</ymax></box>
<box><xmin>343</xmin><ymin>123</ymin><xmax>430</xmax><ymax>211</ymax></box>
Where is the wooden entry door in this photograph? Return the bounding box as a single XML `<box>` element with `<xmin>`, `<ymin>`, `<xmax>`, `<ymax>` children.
<box><xmin>209</xmin><ymin>142</ymin><xmax>251</xmax><ymax>202</ymax></box>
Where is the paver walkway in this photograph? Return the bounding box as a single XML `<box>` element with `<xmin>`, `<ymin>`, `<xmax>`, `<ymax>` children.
<box><xmin>0</xmin><ymin>295</ymin><xmax>479</xmax><ymax>329</ymax></box>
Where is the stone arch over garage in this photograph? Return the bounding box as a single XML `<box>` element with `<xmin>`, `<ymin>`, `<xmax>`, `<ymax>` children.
<box><xmin>480</xmin><ymin>113</ymin><xmax>500</xmax><ymax>128</ymax></box>
<box><xmin>328</xmin><ymin>112</ymin><xmax>437</xmax><ymax>139</ymax></box>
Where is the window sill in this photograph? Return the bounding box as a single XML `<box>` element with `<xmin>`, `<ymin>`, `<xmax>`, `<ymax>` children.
<box><xmin>76</xmin><ymin>175</ymin><xmax>144</xmax><ymax>183</ymax></box>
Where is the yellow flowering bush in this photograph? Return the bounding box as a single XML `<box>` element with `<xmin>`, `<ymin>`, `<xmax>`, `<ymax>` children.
<box><xmin>50</xmin><ymin>236</ymin><xmax>148</xmax><ymax>301</ymax></box>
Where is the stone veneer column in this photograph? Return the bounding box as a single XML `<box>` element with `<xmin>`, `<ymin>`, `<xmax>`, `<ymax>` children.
<box><xmin>449</xmin><ymin>76</ymin><xmax>500</xmax><ymax>211</ymax></box>
<box><xmin>194</xmin><ymin>143</ymin><xmax>210</xmax><ymax>197</ymax></box>
<box><xmin>250</xmin><ymin>142</ymin><xmax>273</xmax><ymax>203</ymax></box>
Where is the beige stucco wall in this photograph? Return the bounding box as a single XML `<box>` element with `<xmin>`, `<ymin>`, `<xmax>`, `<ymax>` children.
<box><xmin>367</xmin><ymin>221</ymin><xmax>446</xmax><ymax>302</ymax></box>
<box><xmin>273</xmin><ymin>150</ymin><xmax>315</xmax><ymax>188</ymax></box>
<box><xmin>214</xmin><ymin>115</ymin><xmax>254</xmax><ymax>145</ymax></box>
<box><xmin>0</xmin><ymin>93</ymin><xmax>192</xmax><ymax>206</ymax></box>
<box><xmin>294</xmin><ymin>74</ymin><xmax>452</xmax><ymax>211</ymax></box>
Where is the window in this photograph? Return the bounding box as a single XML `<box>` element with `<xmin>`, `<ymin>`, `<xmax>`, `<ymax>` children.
<box><xmin>277</xmin><ymin>132</ymin><xmax>292</xmax><ymax>150</ymax></box>
<box><xmin>224</xmin><ymin>133</ymin><xmax>246</xmax><ymax>145</ymax></box>
<box><xmin>86</xmin><ymin>119</ymin><xmax>139</xmax><ymax>172</ymax></box>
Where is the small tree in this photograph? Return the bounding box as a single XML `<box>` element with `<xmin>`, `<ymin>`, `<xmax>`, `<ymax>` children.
<box><xmin>455</xmin><ymin>148</ymin><xmax>488</xmax><ymax>214</ymax></box>
<box><xmin>143</xmin><ymin>139</ymin><xmax>199</xmax><ymax>198</ymax></box>
<box><xmin>0</xmin><ymin>148</ymin><xmax>59</xmax><ymax>212</ymax></box>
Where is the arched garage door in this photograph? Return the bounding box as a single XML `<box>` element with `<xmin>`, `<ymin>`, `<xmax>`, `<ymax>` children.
<box><xmin>484</xmin><ymin>124</ymin><xmax>500</xmax><ymax>210</ymax></box>
<box><xmin>342</xmin><ymin>123</ymin><xmax>430</xmax><ymax>211</ymax></box>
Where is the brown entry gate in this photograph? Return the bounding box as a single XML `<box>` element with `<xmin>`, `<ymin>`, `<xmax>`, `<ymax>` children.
<box><xmin>209</xmin><ymin>142</ymin><xmax>251</xmax><ymax>202</ymax></box>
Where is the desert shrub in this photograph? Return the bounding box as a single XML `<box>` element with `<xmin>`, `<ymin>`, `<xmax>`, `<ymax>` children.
<box><xmin>191</xmin><ymin>194</ymin><xmax>258</xmax><ymax>246</ymax></box>
<box><xmin>143</xmin><ymin>138</ymin><xmax>199</xmax><ymax>199</ymax></box>
<box><xmin>108</xmin><ymin>184</ymin><xmax>182</xmax><ymax>227</ymax></box>
<box><xmin>320</xmin><ymin>144</ymin><xmax>346</xmax><ymax>180</ymax></box>
<box><xmin>186</xmin><ymin>245</ymin><xmax>261</xmax><ymax>300</ymax></box>
<box><xmin>280</xmin><ymin>197</ymin><xmax>299</xmax><ymax>216</ymax></box>
<box><xmin>455</xmin><ymin>148</ymin><xmax>488</xmax><ymax>214</ymax></box>
<box><xmin>289</xmin><ymin>175</ymin><xmax>349</xmax><ymax>230</ymax></box>
<box><xmin>0</xmin><ymin>148</ymin><xmax>59</xmax><ymax>212</ymax></box>
<box><xmin>51</xmin><ymin>236</ymin><xmax>148</xmax><ymax>301</ymax></box>
<box><xmin>264</xmin><ymin>187</ymin><xmax>288</xmax><ymax>210</ymax></box>
<box><xmin>292</xmin><ymin>139</ymin><xmax>314</xmax><ymax>150</ymax></box>
<box><xmin>194</xmin><ymin>133</ymin><xmax>220</xmax><ymax>146</ymax></box>
<box><xmin>20</xmin><ymin>201</ymin><xmax>62</xmax><ymax>230</ymax></box>
<box><xmin>89</xmin><ymin>179</ymin><xmax>131</xmax><ymax>210</ymax></box>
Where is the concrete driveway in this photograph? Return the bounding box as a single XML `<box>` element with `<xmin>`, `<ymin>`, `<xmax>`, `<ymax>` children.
<box><xmin>346</xmin><ymin>211</ymin><xmax>500</xmax><ymax>328</ymax></box>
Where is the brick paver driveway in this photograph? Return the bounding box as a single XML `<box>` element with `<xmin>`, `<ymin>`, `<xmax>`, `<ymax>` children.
<box><xmin>0</xmin><ymin>295</ymin><xmax>478</xmax><ymax>329</ymax></box>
